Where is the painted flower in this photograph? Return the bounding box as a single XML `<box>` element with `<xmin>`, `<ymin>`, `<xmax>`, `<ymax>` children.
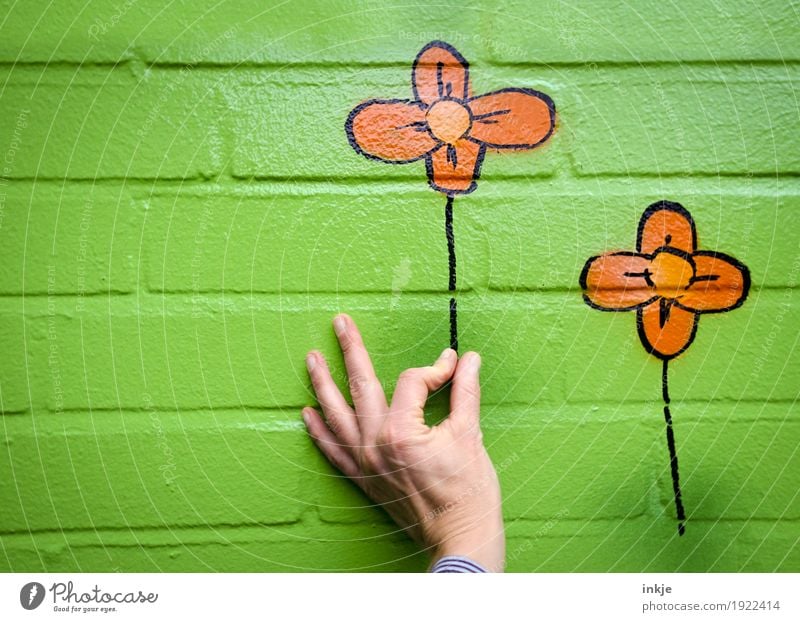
<box><xmin>579</xmin><ymin>201</ymin><xmax>750</xmax><ymax>359</ymax></box>
<box><xmin>345</xmin><ymin>41</ymin><xmax>556</xmax><ymax>196</ymax></box>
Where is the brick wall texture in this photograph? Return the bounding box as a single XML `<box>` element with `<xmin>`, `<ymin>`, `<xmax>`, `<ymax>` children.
<box><xmin>0</xmin><ymin>0</ymin><xmax>798</xmax><ymax>571</ymax></box>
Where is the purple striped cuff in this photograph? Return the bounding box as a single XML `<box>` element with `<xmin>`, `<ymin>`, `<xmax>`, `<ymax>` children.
<box><xmin>430</xmin><ymin>555</ymin><xmax>488</xmax><ymax>573</ymax></box>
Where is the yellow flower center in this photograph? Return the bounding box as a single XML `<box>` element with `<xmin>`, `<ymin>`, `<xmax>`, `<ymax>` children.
<box><xmin>426</xmin><ymin>100</ymin><xmax>471</xmax><ymax>145</ymax></box>
<box><xmin>650</xmin><ymin>251</ymin><xmax>694</xmax><ymax>299</ymax></box>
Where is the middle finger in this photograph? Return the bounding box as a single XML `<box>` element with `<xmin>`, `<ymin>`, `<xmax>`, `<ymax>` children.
<box><xmin>307</xmin><ymin>351</ymin><xmax>361</xmax><ymax>448</ymax></box>
<box><xmin>333</xmin><ymin>314</ymin><xmax>388</xmax><ymax>440</ymax></box>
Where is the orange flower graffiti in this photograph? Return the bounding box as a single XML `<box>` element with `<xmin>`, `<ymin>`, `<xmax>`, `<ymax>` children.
<box><xmin>345</xmin><ymin>40</ymin><xmax>556</xmax><ymax>350</ymax></box>
<box><xmin>580</xmin><ymin>200</ymin><xmax>750</xmax><ymax>359</ymax></box>
<box><xmin>345</xmin><ymin>40</ymin><xmax>555</xmax><ymax>196</ymax></box>
<box><xmin>579</xmin><ymin>200</ymin><xmax>751</xmax><ymax>536</ymax></box>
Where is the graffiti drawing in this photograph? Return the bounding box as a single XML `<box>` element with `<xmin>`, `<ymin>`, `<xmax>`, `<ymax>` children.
<box><xmin>580</xmin><ymin>200</ymin><xmax>750</xmax><ymax>534</ymax></box>
<box><xmin>346</xmin><ymin>40</ymin><xmax>556</xmax><ymax>349</ymax></box>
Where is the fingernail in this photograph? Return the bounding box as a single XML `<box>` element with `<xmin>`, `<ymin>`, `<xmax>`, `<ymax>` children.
<box><xmin>333</xmin><ymin>315</ymin><xmax>347</xmax><ymax>336</ymax></box>
<box><xmin>437</xmin><ymin>348</ymin><xmax>452</xmax><ymax>362</ymax></box>
<box><xmin>305</xmin><ymin>353</ymin><xmax>316</xmax><ymax>372</ymax></box>
<box><xmin>467</xmin><ymin>352</ymin><xmax>482</xmax><ymax>370</ymax></box>
<box><xmin>301</xmin><ymin>408</ymin><xmax>312</xmax><ymax>425</ymax></box>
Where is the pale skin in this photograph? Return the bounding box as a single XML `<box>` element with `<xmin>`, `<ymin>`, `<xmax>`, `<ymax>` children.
<box><xmin>302</xmin><ymin>313</ymin><xmax>505</xmax><ymax>572</ymax></box>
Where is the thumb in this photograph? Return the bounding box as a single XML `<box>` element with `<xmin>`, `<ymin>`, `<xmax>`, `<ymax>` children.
<box><xmin>449</xmin><ymin>352</ymin><xmax>481</xmax><ymax>430</ymax></box>
<box><xmin>390</xmin><ymin>348</ymin><xmax>457</xmax><ymax>424</ymax></box>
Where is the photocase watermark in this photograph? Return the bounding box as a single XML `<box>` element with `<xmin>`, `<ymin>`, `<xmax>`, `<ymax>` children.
<box><xmin>584</xmin><ymin>316</ymin><xmax>640</xmax><ymax>405</ymax></box>
<box><xmin>75</xmin><ymin>192</ymin><xmax>94</xmax><ymax>313</ymax></box>
<box><xmin>87</xmin><ymin>0</ymin><xmax>138</xmax><ymax>41</ymax></box>
<box><xmin>143</xmin><ymin>393</ymin><xmax>179</xmax><ymax>485</ymax></box>
<box><xmin>422</xmin><ymin>451</ymin><xmax>520</xmax><ymax>523</ymax></box>
<box><xmin>135</xmin><ymin>24</ymin><xmax>240</xmax><ymax>142</ymax></box>
<box><xmin>21</xmin><ymin>579</ymin><xmax>158</xmax><ymax>614</ymax></box>
<box><xmin>190</xmin><ymin>202</ymin><xmax>214</xmax><ymax>318</ymax></box>
<box><xmin>709</xmin><ymin>0</ymin><xmax>752</xmax><ymax>58</ymax></box>
<box><xmin>47</xmin><ymin>265</ymin><xmax>65</xmax><ymax>416</ymax></box>
<box><xmin>505</xmin><ymin>508</ymin><xmax>571</xmax><ymax>568</ymax></box>
<box><xmin>19</xmin><ymin>582</ymin><xmax>45</xmax><ymax>610</ymax></box>
<box><xmin>4</xmin><ymin>108</ymin><xmax>29</xmax><ymax>167</ymax></box>
<box><xmin>1</xmin><ymin>108</ymin><xmax>30</xmax><ymax>233</ymax></box>
<box><xmin>651</xmin><ymin>78</ymin><xmax>689</xmax><ymax>172</ymax></box>
<box><xmin>749</xmin><ymin>252</ymin><xmax>800</xmax><ymax>382</ymax></box>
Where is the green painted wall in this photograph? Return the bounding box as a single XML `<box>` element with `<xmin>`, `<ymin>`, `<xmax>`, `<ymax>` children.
<box><xmin>1</xmin><ymin>0</ymin><xmax>798</xmax><ymax>572</ymax></box>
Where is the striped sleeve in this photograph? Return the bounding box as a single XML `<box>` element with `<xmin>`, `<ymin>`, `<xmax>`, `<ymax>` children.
<box><xmin>429</xmin><ymin>555</ymin><xmax>488</xmax><ymax>573</ymax></box>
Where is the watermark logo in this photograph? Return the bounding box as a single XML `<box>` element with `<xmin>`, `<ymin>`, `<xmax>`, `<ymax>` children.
<box><xmin>20</xmin><ymin>582</ymin><xmax>45</xmax><ymax>610</ymax></box>
<box><xmin>15</xmin><ymin>580</ymin><xmax>158</xmax><ymax>614</ymax></box>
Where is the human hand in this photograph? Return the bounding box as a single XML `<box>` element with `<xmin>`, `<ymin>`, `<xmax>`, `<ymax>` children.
<box><xmin>302</xmin><ymin>314</ymin><xmax>505</xmax><ymax>572</ymax></box>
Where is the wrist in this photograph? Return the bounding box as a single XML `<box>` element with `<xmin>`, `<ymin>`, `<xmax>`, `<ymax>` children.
<box><xmin>430</xmin><ymin>517</ymin><xmax>505</xmax><ymax>572</ymax></box>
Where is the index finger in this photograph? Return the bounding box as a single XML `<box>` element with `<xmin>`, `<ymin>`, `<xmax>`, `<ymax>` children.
<box><xmin>333</xmin><ymin>314</ymin><xmax>387</xmax><ymax>433</ymax></box>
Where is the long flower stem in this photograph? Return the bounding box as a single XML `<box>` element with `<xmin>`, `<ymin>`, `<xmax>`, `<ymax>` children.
<box><xmin>662</xmin><ymin>359</ymin><xmax>686</xmax><ymax>536</ymax></box>
<box><xmin>445</xmin><ymin>195</ymin><xmax>458</xmax><ymax>351</ymax></box>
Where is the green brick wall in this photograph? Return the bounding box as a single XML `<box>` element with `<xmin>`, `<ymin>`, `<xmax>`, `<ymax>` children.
<box><xmin>1</xmin><ymin>1</ymin><xmax>798</xmax><ymax>572</ymax></box>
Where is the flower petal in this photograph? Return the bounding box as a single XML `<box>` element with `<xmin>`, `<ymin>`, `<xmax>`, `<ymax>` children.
<box><xmin>412</xmin><ymin>41</ymin><xmax>470</xmax><ymax>104</ymax></box>
<box><xmin>580</xmin><ymin>252</ymin><xmax>658</xmax><ymax>311</ymax></box>
<box><xmin>676</xmin><ymin>251</ymin><xmax>750</xmax><ymax>313</ymax></box>
<box><xmin>426</xmin><ymin>139</ymin><xmax>485</xmax><ymax>195</ymax></box>
<box><xmin>468</xmin><ymin>88</ymin><xmax>556</xmax><ymax>149</ymax></box>
<box><xmin>637</xmin><ymin>200</ymin><xmax>696</xmax><ymax>255</ymax></box>
<box><xmin>346</xmin><ymin>99</ymin><xmax>438</xmax><ymax>163</ymax></box>
<box><xmin>637</xmin><ymin>299</ymin><xmax>698</xmax><ymax>359</ymax></box>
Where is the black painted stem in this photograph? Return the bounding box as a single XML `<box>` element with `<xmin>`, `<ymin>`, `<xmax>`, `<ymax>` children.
<box><xmin>662</xmin><ymin>359</ymin><xmax>686</xmax><ymax>536</ymax></box>
<box><xmin>445</xmin><ymin>195</ymin><xmax>458</xmax><ymax>351</ymax></box>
